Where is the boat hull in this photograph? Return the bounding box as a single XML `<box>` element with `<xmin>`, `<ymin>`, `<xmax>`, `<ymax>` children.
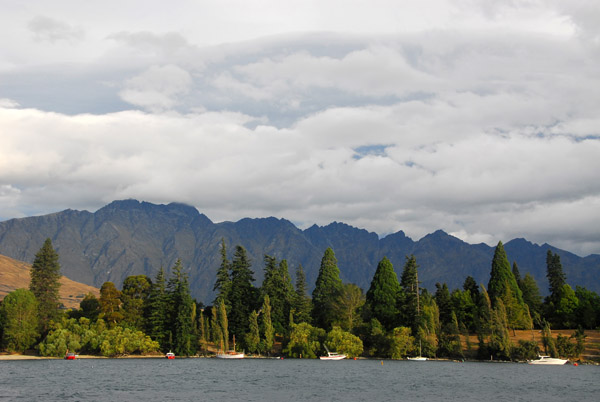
<box><xmin>319</xmin><ymin>354</ymin><xmax>346</xmax><ymax>360</ymax></box>
<box><xmin>407</xmin><ymin>357</ymin><xmax>427</xmax><ymax>361</ymax></box>
<box><xmin>216</xmin><ymin>353</ymin><xmax>245</xmax><ymax>359</ymax></box>
<box><xmin>528</xmin><ymin>356</ymin><xmax>568</xmax><ymax>365</ymax></box>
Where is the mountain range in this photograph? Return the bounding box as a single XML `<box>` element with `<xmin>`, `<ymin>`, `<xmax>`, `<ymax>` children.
<box><xmin>0</xmin><ymin>199</ymin><xmax>598</xmax><ymax>303</ymax></box>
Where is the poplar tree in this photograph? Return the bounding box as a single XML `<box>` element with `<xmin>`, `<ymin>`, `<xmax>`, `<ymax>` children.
<box><xmin>99</xmin><ymin>282</ymin><xmax>122</xmax><ymax>327</ymax></box>
<box><xmin>29</xmin><ymin>238</ymin><xmax>61</xmax><ymax>332</ymax></box>
<box><xmin>312</xmin><ymin>248</ymin><xmax>343</xmax><ymax>330</ymax></box>
<box><xmin>365</xmin><ymin>256</ymin><xmax>400</xmax><ymax>331</ymax></box>
<box><xmin>217</xmin><ymin>300</ymin><xmax>229</xmax><ymax>351</ymax></box>
<box><xmin>261</xmin><ymin>295</ymin><xmax>274</xmax><ymax>354</ymax></box>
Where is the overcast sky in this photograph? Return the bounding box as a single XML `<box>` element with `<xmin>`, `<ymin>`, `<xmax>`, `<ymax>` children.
<box><xmin>1</xmin><ymin>0</ymin><xmax>599</xmax><ymax>256</ymax></box>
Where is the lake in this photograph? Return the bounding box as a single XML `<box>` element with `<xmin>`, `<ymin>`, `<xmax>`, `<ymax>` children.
<box><xmin>0</xmin><ymin>358</ymin><xmax>598</xmax><ymax>401</ymax></box>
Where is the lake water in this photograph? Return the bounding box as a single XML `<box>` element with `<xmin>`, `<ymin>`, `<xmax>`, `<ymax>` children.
<box><xmin>0</xmin><ymin>358</ymin><xmax>598</xmax><ymax>401</ymax></box>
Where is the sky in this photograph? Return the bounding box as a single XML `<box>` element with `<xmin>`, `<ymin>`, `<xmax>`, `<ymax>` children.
<box><xmin>1</xmin><ymin>0</ymin><xmax>599</xmax><ymax>256</ymax></box>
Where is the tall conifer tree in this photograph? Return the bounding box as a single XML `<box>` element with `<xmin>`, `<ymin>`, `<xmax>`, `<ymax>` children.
<box><xmin>366</xmin><ymin>257</ymin><xmax>400</xmax><ymax>331</ymax></box>
<box><xmin>168</xmin><ymin>259</ymin><xmax>194</xmax><ymax>356</ymax></box>
<box><xmin>145</xmin><ymin>267</ymin><xmax>169</xmax><ymax>350</ymax></box>
<box><xmin>29</xmin><ymin>238</ymin><xmax>61</xmax><ymax>331</ymax></box>
<box><xmin>312</xmin><ymin>248</ymin><xmax>343</xmax><ymax>330</ymax></box>
<box><xmin>228</xmin><ymin>245</ymin><xmax>256</xmax><ymax>341</ymax></box>
<box><xmin>292</xmin><ymin>264</ymin><xmax>312</xmax><ymax>324</ymax></box>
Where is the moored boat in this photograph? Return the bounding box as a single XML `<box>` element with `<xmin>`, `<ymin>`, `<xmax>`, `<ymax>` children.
<box><xmin>165</xmin><ymin>351</ymin><xmax>175</xmax><ymax>359</ymax></box>
<box><xmin>64</xmin><ymin>352</ymin><xmax>77</xmax><ymax>360</ymax></box>
<box><xmin>528</xmin><ymin>356</ymin><xmax>568</xmax><ymax>365</ymax></box>
<box><xmin>320</xmin><ymin>345</ymin><xmax>346</xmax><ymax>360</ymax></box>
<box><xmin>216</xmin><ymin>335</ymin><xmax>245</xmax><ymax>359</ymax></box>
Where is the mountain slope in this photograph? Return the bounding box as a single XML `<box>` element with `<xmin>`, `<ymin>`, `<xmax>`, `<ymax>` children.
<box><xmin>0</xmin><ymin>200</ymin><xmax>598</xmax><ymax>303</ymax></box>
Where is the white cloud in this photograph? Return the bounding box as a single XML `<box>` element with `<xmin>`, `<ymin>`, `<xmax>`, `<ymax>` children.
<box><xmin>119</xmin><ymin>65</ymin><xmax>193</xmax><ymax>111</ymax></box>
<box><xmin>1</xmin><ymin>0</ymin><xmax>599</xmax><ymax>257</ymax></box>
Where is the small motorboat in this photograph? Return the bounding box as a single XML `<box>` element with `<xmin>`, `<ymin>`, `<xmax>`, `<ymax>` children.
<box><xmin>319</xmin><ymin>345</ymin><xmax>346</xmax><ymax>360</ymax></box>
<box><xmin>215</xmin><ymin>350</ymin><xmax>245</xmax><ymax>359</ymax></box>
<box><xmin>407</xmin><ymin>356</ymin><xmax>427</xmax><ymax>361</ymax></box>
<box><xmin>165</xmin><ymin>351</ymin><xmax>175</xmax><ymax>359</ymax></box>
<box><xmin>64</xmin><ymin>352</ymin><xmax>77</xmax><ymax>360</ymax></box>
<box><xmin>528</xmin><ymin>356</ymin><xmax>568</xmax><ymax>365</ymax></box>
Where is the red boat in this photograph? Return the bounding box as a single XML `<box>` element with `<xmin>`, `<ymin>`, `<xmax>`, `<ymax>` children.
<box><xmin>165</xmin><ymin>351</ymin><xmax>175</xmax><ymax>359</ymax></box>
<box><xmin>65</xmin><ymin>352</ymin><xmax>77</xmax><ymax>360</ymax></box>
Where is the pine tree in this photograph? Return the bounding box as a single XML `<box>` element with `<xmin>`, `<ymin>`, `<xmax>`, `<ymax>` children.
<box><xmin>365</xmin><ymin>256</ymin><xmax>400</xmax><ymax>331</ymax></box>
<box><xmin>546</xmin><ymin>250</ymin><xmax>566</xmax><ymax>303</ymax></box>
<box><xmin>145</xmin><ymin>267</ymin><xmax>169</xmax><ymax>350</ymax></box>
<box><xmin>400</xmin><ymin>255</ymin><xmax>420</xmax><ymax>331</ymax></box>
<box><xmin>213</xmin><ymin>238</ymin><xmax>231</xmax><ymax>308</ymax></box>
<box><xmin>261</xmin><ymin>256</ymin><xmax>294</xmax><ymax>333</ymax></box>
<box><xmin>228</xmin><ymin>245</ymin><xmax>256</xmax><ymax>341</ymax></box>
<box><xmin>312</xmin><ymin>248</ymin><xmax>343</xmax><ymax>330</ymax></box>
<box><xmin>168</xmin><ymin>259</ymin><xmax>194</xmax><ymax>356</ymax></box>
<box><xmin>29</xmin><ymin>238</ymin><xmax>61</xmax><ymax>332</ymax></box>
<box><xmin>512</xmin><ymin>262</ymin><xmax>522</xmax><ymax>285</ymax></box>
<box><xmin>292</xmin><ymin>264</ymin><xmax>312</xmax><ymax>324</ymax></box>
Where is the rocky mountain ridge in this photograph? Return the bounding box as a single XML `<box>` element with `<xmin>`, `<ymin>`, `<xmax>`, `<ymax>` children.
<box><xmin>0</xmin><ymin>199</ymin><xmax>598</xmax><ymax>303</ymax></box>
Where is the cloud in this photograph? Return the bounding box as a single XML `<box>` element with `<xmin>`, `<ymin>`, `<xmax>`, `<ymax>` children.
<box><xmin>28</xmin><ymin>16</ymin><xmax>84</xmax><ymax>43</ymax></box>
<box><xmin>119</xmin><ymin>65</ymin><xmax>193</xmax><ymax>111</ymax></box>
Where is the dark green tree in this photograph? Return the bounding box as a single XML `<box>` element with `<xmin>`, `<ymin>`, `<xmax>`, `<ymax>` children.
<box><xmin>365</xmin><ymin>256</ymin><xmax>400</xmax><ymax>331</ymax></box>
<box><xmin>512</xmin><ymin>262</ymin><xmax>522</xmax><ymax>285</ymax></box>
<box><xmin>546</xmin><ymin>250</ymin><xmax>566</xmax><ymax>302</ymax></box>
<box><xmin>519</xmin><ymin>273</ymin><xmax>543</xmax><ymax>326</ymax></box>
<box><xmin>261</xmin><ymin>255</ymin><xmax>294</xmax><ymax>334</ymax></box>
<box><xmin>145</xmin><ymin>267</ymin><xmax>169</xmax><ymax>350</ymax></box>
<box><xmin>574</xmin><ymin>286</ymin><xmax>600</xmax><ymax>329</ymax></box>
<box><xmin>260</xmin><ymin>295</ymin><xmax>274</xmax><ymax>354</ymax></box>
<box><xmin>213</xmin><ymin>238</ymin><xmax>231</xmax><ymax>308</ymax></box>
<box><xmin>228</xmin><ymin>245</ymin><xmax>257</xmax><ymax>342</ymax></box>
<box><xmin>463</xmin><ymin>276</ymin><xmax>480</xmax><ymax>300</ymax></box>
<box><xmin>487</xmin><ymin>242</ymin><xmax>530</xmax><ymax>329</ymax></box>
<box><xmin>0</xmin><ymin>289</ymin><xmax>39</xmax><ymax>352</ymax></box>
<box><xmin>121</xmin><ymin>275</ymin><xmax>151</xmax><ymax>331</ymax></box>
<box><xmin>29</xmin><ymin>238</ymin><xmax>62</xmax><ymax>332</ymax></box>
<box><xmin>167</xmin><ymin>259</ymin><xmax>194</xmax><ymax>356</ymax></box>
<box><xmin>292</xmin><ymin>264</ymin><xmax>312</xmax><ymax>324</ymax></box>
<box><xmin>312</xmin><ymin>248</ymin><xmax>343</xmax><ymax>330</ymax></box>
<box><xmin>400</xmin><ymin>255</ymin><xmax>420</xmax><ymax>331</ymax></box>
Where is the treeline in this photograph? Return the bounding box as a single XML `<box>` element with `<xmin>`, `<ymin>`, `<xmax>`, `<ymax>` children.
<box><xmin>0</xmin><ymin>239</ymin><xmax>598</xmax><ymax>360</ymax></box>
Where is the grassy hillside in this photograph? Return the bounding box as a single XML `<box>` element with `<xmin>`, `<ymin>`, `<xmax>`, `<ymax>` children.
<box><xmin>0</xmin><ymin>254</ymin><xmax>99</xmax><ymax>309</ymax></box>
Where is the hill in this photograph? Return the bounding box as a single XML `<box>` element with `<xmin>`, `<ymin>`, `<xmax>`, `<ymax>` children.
<box><xmin>0</xmin><ymin>199</ymin><xmax>598</xmax><ymax>303</ymax></box>
<box><xmin>0</xmin><ymin>254</ymin><xmax>99</xmax><ymax>309</ymax></box>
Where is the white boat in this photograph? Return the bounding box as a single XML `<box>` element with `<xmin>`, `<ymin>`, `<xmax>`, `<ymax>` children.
<box><xmin>216</xmin><ymin>350</ymin><xmax>245</xmax><ymax>359</ymax></box>
<box><xmin>407</xmin><ymin>356</ymin><xmax>427</xmax><ymax>361</ymax></box>
<box><xmin>320</xmin><ymin>345</ymin><xmax>346</xmax><ymax>360</ymax></box>
<box><xmin>528</xmin><ymin>356</ymin><xmax>568</xmax><ymax>365</ymax></box>
<box><xmin>407</xmin><ymin>341</ymin><xmax>427</xmax><ymax>361</ymax></box>
<box><xmin>216</xmin><ymin>335</ymin><xmax>245</xmax><ymax>359</ymax></box>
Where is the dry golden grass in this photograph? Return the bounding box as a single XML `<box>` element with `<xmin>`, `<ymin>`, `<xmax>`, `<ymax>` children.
<box><xmin>461</xmin><ymin>329</ymin><xmax>600</xmax><ymax>361</ymax></box>
<box><xmin>0</xmin><ymin>253</ymin><xmax>99</xmax><ymax>309</ymax></box>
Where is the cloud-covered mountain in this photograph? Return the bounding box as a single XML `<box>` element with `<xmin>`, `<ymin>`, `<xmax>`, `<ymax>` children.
<box><xmin>0</xmin><ymin>200</ymin><xmax>598</xmax><ymax>303</ymax></box>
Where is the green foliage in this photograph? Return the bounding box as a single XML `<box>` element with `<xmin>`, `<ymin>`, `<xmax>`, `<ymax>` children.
<box><xmin>213</xmin><ymin>238</ymin><xmax>231</xmax><ymax>309</ymax></box>
<box><xmin>519</xmin><ymin>274</ymin><xmax>543</xmax><ymax>326</ymax></box>
<box><xmin>168</xmin><ymin>259</ymin><xmax>195</xmax><ymax>356</ymax></box>
<box><xmin>144</xmin><ymin>267</ymin><xmax>169</xmax><ymax>350</ymax></box>
<box><xmin>245</xmin><ymin>310</ymin><xmax>260</xmax><ymax>354</ymax></box>
<box><xmin>574</xmin><ymin>286</ymin><xmax>600</xmax><ymax>329</ymax></box>
<box><xmin>541</xmin><ymin>321</ymin><xmax>557</xmax><ymax>357</ymax></box>
<box><xmin>399</xmin><ymin>255</ymin><xmax>420</xmax><ymax>330</ymax></box>
<box><xmin>451</xmin><ymin>289</ymin><xmax>477</xmax><ymax>332</ymax></box>
<box><xmin>99</xmin><ymin>282</ymin><xmax>123</xmax><ymax>327</ymax></box>
<box><xmin>229</xmin><ymin>245</ymin><xmax>257</xmax><ymax>341</ymax></box>
<box><xmin>38</xmin><ymin>317</ymin><xmax>159</xmax><ymax>357</ymax></box>
<box><xmin>0</xmin><ymin>289</ymin><xmax>39</xmax><ymax>352</ymax></box>
<box><xmin>262</xmin><ymin>256</ymin><xmax>294</xmax><ymax>334</ymax></box>
<box><xmin>546</xmin><ymin>250</ymin><xmax>566</xmax><ymax>302</ymax></box>
<box><xmin>29</xmin><ymin>238</ymin><xmax>61</xmax><ymax>331</ymax></box>
<box><xmin>511</xmin><ymin>340</ymin><xmax>539</xmax><ymax>361</ymax></box>
<box><xmin>365</xmin><ymin>257</ymin><xmax>400</xmax><ymax>331</ymax></box>
<box><xmin>333</xmin><ymin>283</ymin><xmax>364</xmax><ymax>331</ymax></box>
<box><xmin>553</xmin><ymin>284</ymin><xmax>579</xmax><ymax>329</ymax></box>
<box><xmin>292</xmin><ymin>264</ymin><xmax>312</xmax><ymax>325</ymax></box>
<box><xmin>121</xmin><ymin>275</ymin><xmax>151</xmax><ymax>330</ymax></box>
<box><xmin>284</xmin><ymin>322</ymin><xmax>325</xmax><ymax>358</ymax></box>
<box><xmin>217</xmin><ymin>300</ymin><xmax>229</xmax><ymax>352</ymax></box>
<box><xmin>76</xmin><ymin>293</ymin><xmax>101</xmax><ymax>321</ymax></box>
<box><xmin>312</xmin><ymin>248</ymin><xmax>343</xmax><ymax>331</ymax></box>
<box><xmin>260</xmin><ymin>295</ymin><xmax>274</xmax><ymax>354</ymax></box>
<box><xmin>360</xmin><ymin>318</ymin><xmax>390</xmax><ymax>357</ymax></box>
<box><xmin>325</xmin><ymin>326</ymin><xmax>363</xmax><ymax>358</ymax></box>
<box><xmin>389</xmin><ymin>327</ymin><xmax>415</xmax><ymax>359</ymax></box>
